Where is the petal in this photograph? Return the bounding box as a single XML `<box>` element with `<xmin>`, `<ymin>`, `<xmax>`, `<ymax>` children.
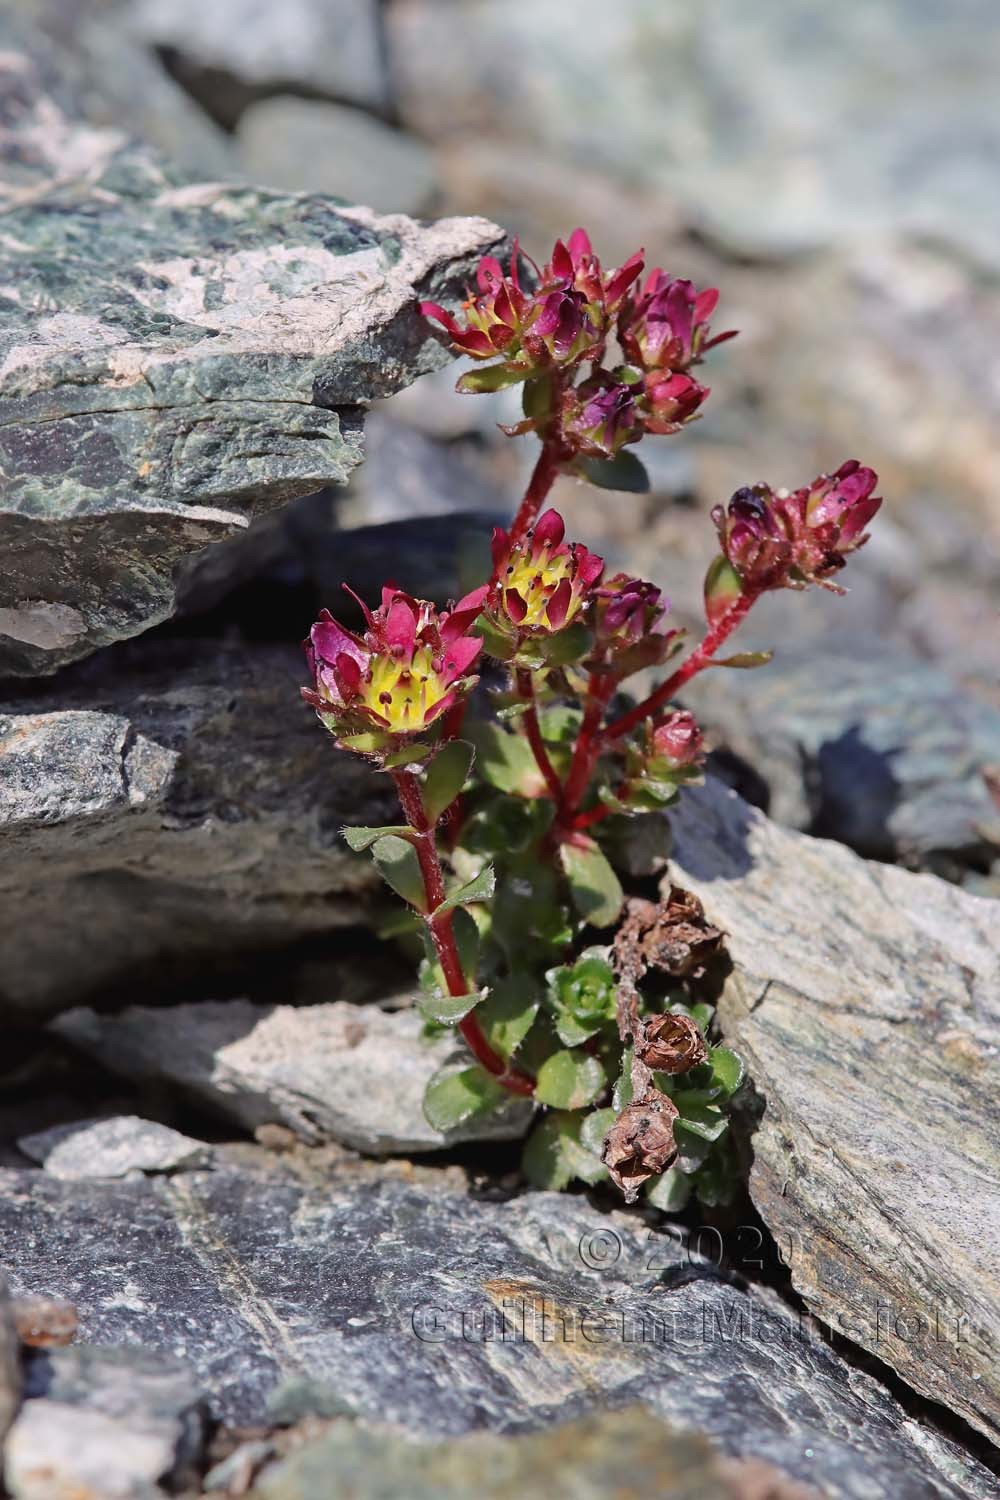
<box><xmin>605</xmin><ymin>250</ymin><xmax>645</xmax><ymax>305</ymax></box>
<box><xmin>490</xmin><ymin>527</ymin><xmax>511</xmax><ymax>574</ymax></box>
<box><xmin>311</xmin><ymin>613</ymin><xmax>367</xmax><ymax>668</ymax></box>
<box><xmin>384</xmin><ymin>596</ymin><xmax>418</xmax><ymax>657</ymax></box>
<box><xmin>477</xmin><ymin>255</ymin><xmax>505</xmax><ymax>292</ymax></box>
<box><xmin>425</xmin><ymin>689</ymin><xmax>458</xmax><ymax>725</ymax></box>
<box><xmin>694</xmin><ymin>287</ymin><xmax>719</xmax><ymax>323</ymax></box>
<box><xmin>454</xmin><ymin>328</ymin><xmax>496</xmax><ymax>357</ymax></box>
<box><xmin>533</xmin><ymin>508</ymin><xmax>565</xmax><ymax>551</ymax></box>
<box><xmin>419</xmin><ymin>301</ymin><xmax>462</xmax><ymax>334</ymax></box>
<box><xmin>505</xmin><ymin>589</ymin><xmax>528</xmax><ymax>624</ymax></box>
<box><xmin>568</xmin><ymin>227</ymin><xmax>593</xmax><ymax>266</ymax></box>
<box><xmin>546</xmin><ymin>578</ymin><xmax>572</xmax><ymax>629</ymax></box>
<box><xmin>334</xmin><ymin>653</ymin><xmax>363</xmax><ymax>696</ymax></box>
<box><xmin>341</xmin><ymin>583</ymin><xmax>374</xmax><ymax>627</ymax></box>
<box><xmin>442</xmin><ymin>585</ymin><xmax>489</xmax><ymax>641</ymax></box>
<box><xmin>440</xmin><ymin>633</ymin><xmax>482</xmax><ymax>682</ymax></box>
<box><xmin>549</xmin><ymin>239</ymin><xmax>573</xmax><ymax>282</ymax></box>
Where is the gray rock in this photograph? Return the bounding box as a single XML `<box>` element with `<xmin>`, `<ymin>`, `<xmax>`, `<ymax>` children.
<box><xmin>388</xmin><ymin>0</ymin><xmax>1000</xmax><ymax>271</ymax></box>
<box><xmin>1</xmin><ymin>1167</ymin><xmax>995</xmax><ymax>1496</ymax></box>
<box><xmin>252</xmin><ymin>1407</ymin><xmax>808</xmax><ymax>1500</ymax></box>
<box><xmin>5</xmin><ymin>1344</ymin><xmax>205</xmax><ymax>1499</ymax></box>
<box><xmin>692</xmin><ymin>642</ymin><xmax>1000</xmax><ymax>871</ymax></box>
<box><xmin>52</xmin><ymin>1000</ymin><xmax>534</xmax><ymax>1154</ymax></box>
<box><xmin>130</xmin><ymin>0</ymin><xmax>387</xmax><ymax>112</ymax></box>
<box><xmin>0</xmin><ymin>1274</ymin><xmax>21</xmax><ymax>1457</ymax></box>
<box><xmin>18</xmin><ymin>1116</ymin><xmax>210</xmax><ymax>1181</ymax></box>
<box><xmin>237</xmin><ymin>98</ymin><xmax>437</xmax><ymax>216</ymax></box>
<box><xmin>668</xmin><ymin>778</ymin><xmax>1000</xmax><ymax>1447</ymax></box>
<box><xmin>0</xmin><ymin>20</ymin><xmax>503</xmax><ymax>674</ymax></box>
<box><xmin>0</xmin><ymin>640</ymin><xmax>390</xmax><ymax>1020</ymax></box>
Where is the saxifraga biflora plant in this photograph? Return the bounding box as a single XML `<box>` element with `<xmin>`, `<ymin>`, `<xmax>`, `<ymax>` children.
<box><xmin>301</xmin><ymin>230</ymin><xmax>881</xmax><ymax>1210</ymax></box>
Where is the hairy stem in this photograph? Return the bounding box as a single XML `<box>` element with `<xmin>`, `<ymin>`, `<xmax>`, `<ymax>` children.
<box><xmin>508</xmin><ymin>439</ymin><xmax>563</xmax><ymax>545</ymax></box>
<box><xmin>555</xmin><ymin>672</ymin><xmax>615</xmax><ymax>829</ymax></box>
<box><xmin>392</xmin><ymin>768</ymin><xmax>534</xmax><ymax>1096</ymax></box>
<box><xmin>602</xmin><ymin>589</ymin><xmax>759</xmax><ymax>744</ymax></box>
<box><xmin>516</xmin><ymin>667</ymin><xmax>564</xmax><ymax>802</ymax></box>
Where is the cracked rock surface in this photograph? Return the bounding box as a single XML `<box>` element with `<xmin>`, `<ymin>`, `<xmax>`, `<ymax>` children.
<box><xmin>0</xmin><ymin>17</ymin><xmax>502</xmax><ymax>675</ymax></box>
<box><xmin>0</xmin><ymin>1162</ymin><xmax>993</xmax><ymax>1499</ymax></box>
<box><xmin>668</xmin><ymin>778</ymin><xmax>1000</xmax><ymax>1448</ymax></box>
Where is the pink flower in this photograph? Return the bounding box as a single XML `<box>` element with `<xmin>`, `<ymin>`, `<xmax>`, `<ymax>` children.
<box><xmin>711</xmin><ymin>462</ymin><xmax>881</xmax><ymax>593</ymax></box>
<box><xmin>420</xmin><ymin>229</ymin><xmax>645</xmax><ymax>385</ymax></box>
<box><xmin>561</xmin><ymin>378</ymin><xmax>643</xmax><ymax>458</ymax></box>
<box><xmin>591</xmin><ymin>573</ymin><xmax>684</xmax><ymax>677</ymax></box>
<box><xmin>487</xmin><ymin>509</ymin><xmax>604</xmax><ymax>636</ymax></box>
<box><xmin>619</xmin><ymin>272</ymin><xmax>736</xmax><ymax>373</ymax></box>
<box><xmin>302</xmin><ymin>586</ymin><xmax>484</xmax><ymax>741</ymax></box>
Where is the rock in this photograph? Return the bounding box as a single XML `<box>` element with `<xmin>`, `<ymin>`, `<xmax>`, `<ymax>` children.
<box><xmin>237</xmin><ymin>98</ymin><xmax>437</xmax><ymax>216</ymax></box>
<box><xmin>5</xmin><ymin>1344</ymin><xmax>205</xmax><ymax>1499</ymax></box>
<box><xmin>667</xmin><ymin>777</ymin><xmax>1000</xmax><ymax>1447</ymax></box>
<box><xmin>130</xmin><ymin>0</ymin><xmax>387</xmax><ymax>113</ymax></box>
<box><xmin>0</xmin><ymin>1275</ymin><xmax>21</xmax><ymax>1457</ymax></box>
<box><xmin>0</xmin><ymin>20</ymin><xmax>504</xmax><ymax>675</ymax></box>
<box><xmin>0</xmin><ymin>639</ymin><xmax>391</xmax><ymax>1020</ymax></box>
<box><xmin>336</xmin><ymin>411</ymin><xmax>509</xmax><ymax>528</ymax></box>
<box><xmin>52</xmin><ymin>1000</ymin><xmax>533</xmax><ymax>1154</ymax></box>
<box><xmin>251</xmin><ymin>1407</ymin><xmax>811</xmax><ymax>1500</ymax></box>
<box><xmin>388</xmin><ymin>0</ymin><xmax>1000</xmax><ymax>272</ymax></box>
<box><xmin>692</xmin><ymin>642</ymin><xmax>1000</xmax><ymax>873</ymax></box>
<box><xmin>0</xmin><ymin>1165</ymin><xmax>992</xmax><ymax>1496</ymax></box>
<box><xmin>18</xmin><ymin>1116</ymin><xmax>210</xmax><ymax>1181</ymax></box>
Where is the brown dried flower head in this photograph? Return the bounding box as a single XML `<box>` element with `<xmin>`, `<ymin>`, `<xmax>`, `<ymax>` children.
<box><xmin>602</xmin><ymin>1090</ymin><xmax>679</xmax><ymax>1202</ymax></box>
<box><xmin>635</xmin><ymin>1011</ymin><xmax>708</xmax><ymax>1074</ymax></box>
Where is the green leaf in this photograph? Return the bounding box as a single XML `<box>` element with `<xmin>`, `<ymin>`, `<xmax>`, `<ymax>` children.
<box><xmin>708</xmin><ymin>1045</ymin><xmax>745</xmax><ymax>1097</ymax></box>
<box><xmin>522</xmin><ymin>376</ymin><xmax>554</xmax><ymax>421</ymax></box>
<box><xmin>674</xmin><ymin>1101</ymin><xmax>729</xmax><ymax>1143</ymax></box>
<box><xmin>457</xmin><ymin>363</ymin><xmax>530</xmax><ymax>394</ymax></box>
<box><xmin>342</xmin><ymin>824</ymin><xmax>412</xmax><ymax>853</ymax></box>
<box><xmin>477</xmin><ymin>975</ymin><xmax>541</xmax><ymax>1061</ymax></box>
<box><xmin>338</xmin><ymin>730</ymin><xmax>393</xmax><ymax>754</ymax></box>
<box><xmin>707</xmin><ymin>650</ymin><xmax>774</xmax><ymax>670</ymax></box>
<box><xmin>372</xmin><ymin>835</ymin><xmax>428</xmax><ymax>912</ymax></box>
<box><xmin>422</xmin><ymin>1064</ymin><xmax>508</xmax><ymax>1132</ymax></box>
<box><xmin>419</xmin><ymin>907</ymin><xmax>480</xmax><ymax>1002</ymax></box>
<box><xmin>693</xmin><ymin>1153</ymin><xmax>738</xmax><ymax>1207</ymax></box>
<box><xmin>612</xmin><ymin>1057</ymin><xmax>634</xmax><ymax>1111</ymax></box>
<box><xmin>422</xmin><ymin>740</ymin><xmax>475</xmax><ymax>824</ymax></box>
<box><xmin>418</xmin><ymin>988</ymin><xmax>484</xmax><ymax>1024</ymax></box>
<box><xmin>539</xmin><ymin>623</ymin><xmax>592</xmax><ymax>666</ymax></box>
<box><xmin>703</xmin><ymin>554</ymin><xmax>743</xmax><ymax>626</ymax></box>
<box><xmin>467</xmin><ymin>721</ymin><xmax>546</xmax><ymax>796</ymax></box>
<box><xmin>435</xmin><ymin>863</ymin><xmax>496</xmax><ymax>916</ymax></box>
<box><xmin>645</xmin><ymin>1169</ymin><xmax>693</xmax><ymax>1213</ymax></box>
<box><xmin>579</xmin><ymin>451</ymin><xmax>650</xmax><ymax>493</ymax></box>
<box><xmin>534</xmin><ymin>1049</ymin><xmax>606</xmax><ymax>1110</ymax></box>
<box><xmin>381</xmin><ymin>743</ymin><xmax>432</xmax><ymax>769</ymax></box>
<box><xmin>522</xmin><ymin>1111</ymin><xmax>607</xmax><ymax>1190</ymax></box>
<box><xmin>560</xmin><ymin>841</ymin><xmax>624</xmax><ymax>928</ymax></box>
<box><xmin>537</xmin><ymin>706</ymin><xmax>583</xmax><ymax>744</ymax></box>
<box><xmin>579</xmin><ymin>1107</ymin><xmax>618</xmax><ymax>1158</ymax></box>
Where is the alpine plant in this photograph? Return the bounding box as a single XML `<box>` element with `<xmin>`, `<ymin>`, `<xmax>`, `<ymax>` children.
<box><xmin>301</xmin><ymin>229</ymin><xmax>881</xmax><ymax>1210</ymax></box>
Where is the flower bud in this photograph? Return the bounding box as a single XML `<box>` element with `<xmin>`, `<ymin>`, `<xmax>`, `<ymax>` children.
<box><xmin>601</xmin><ymin>1091</ymin><xmax>679</xmax><ymax>1201</ymax></box>
<box><xmin>619</xmin><ymin>271</ymin><xmax>736</xmax><ymax>373</ymax></box>
<box><xmin>634</xmin><ymin>1012</ymin><xmax>707</xmax><ymax>1074</ymax></box>
<box><xmin>650</xmin><ymin>711</ymin><xmax>704</xmax><ymax>769</ymax></box>
<box><xmin>560</xmin><ymin>377</ymin><xmax>643</xmax><ymax>459</ymax></box>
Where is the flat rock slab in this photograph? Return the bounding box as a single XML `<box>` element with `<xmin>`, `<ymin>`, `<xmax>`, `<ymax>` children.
<box><xmin>0</xmin><ymin>640</ymin><xmax>389</xmax><ymax>1019</ymax></box>
<box><xmin>0</xmin><ymin>1165</ymin><xmax>992</xmax><ymax>1498</ymax></box>
<box><xmin>694</xmin><ymin>642</ymin><xmax>1000</xmax><ymax>871</ymax></box>
<box><xmin>53</xmin><ymin>1000</ymin><xmax>534</xmax><ymax>1154</ymax></box>
<box><xmin>668</xmin><ymin>779</ymin><xmax>1000</xmax><ymax>1446</ymax></box>
<box><xmin>0</xmin><ymin>20</ymin><xmax>502</xmax><ymax>674</ymax></box>
<box><xmin>18</xmin><ymin>1115</ymin><xmax>210</xmax><ymax>1180</ymax></box>
<box><xmin>6</xmin><ymin>1343</ymin><xmax>205</xmax><ymax>1499</ymax></box>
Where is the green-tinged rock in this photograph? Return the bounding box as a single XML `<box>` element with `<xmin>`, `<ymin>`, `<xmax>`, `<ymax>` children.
<box><xmin>0</xmin><ymin>16</ymin><xmax>503</xmax><ymax>674</ymax></box>
<box><xmin>668</xmin><ymin>777</ymin><xmax>1000</xmax><ymax>1447</ymax></box>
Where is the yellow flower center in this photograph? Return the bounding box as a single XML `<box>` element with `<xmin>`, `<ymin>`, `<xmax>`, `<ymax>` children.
<box><xmin>504</xmin><ymin>551</ymin><xmax>578</xmax><ymax>629</ymax></box>
<box><xmin>360</xmin><ymin>646</ymin><xmax>450</xmax><ymax>733</ymax></box>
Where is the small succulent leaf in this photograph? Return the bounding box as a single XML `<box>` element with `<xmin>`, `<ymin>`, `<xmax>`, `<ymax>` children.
<box><xmin>612</xmin><ymin>1058</ymin><xmax>635</xmax><ymax>1111</ymax></box>
<box><xmin>435</xmin><ymin>864</ymin><xmax>496</xmax><ymax>917</ymax></box>
<box><xmin>707</xmin><ymin>650</ymin><xmax>774</xmax><ymax>670</ymax></box>
<box><xmin>422</xmin><ymin>1064</ymin><xmax>508</xmax><ymax>1132</ymax></box>
<box><xmin>381</xmin><ymin>743</ymin><xmax>432</xmax><ymax>769</ymax></box>
<box><xmin>422</xmin><ymin>740</ymin><xmax>475</xmax><ymax>824</ymax></box>
<box><xmin>477</xmin><ymin>975</ymin><xmax>541</xmax><ymax>1061</ymax></box>
<box><xmin>540</xmin><ymin>623</ymin><xmax>592</xmax><ymax>667</ymax></box>
<box><xmin>703</xmin><ymin>554</ymin><xmax>743</xmax><ymax>626</ymax></box>
<box><xmin>418</xmin><ymin>988</ymin><xmax>485</xmax><ymax>1025</ymax></box>
<box><xmin>537</xmin><ymin>706</ymin><xmax>584</xmax><ymax>744</ymax></box>
<box><xmin>689</xmin><ymin>1002</ymin><xmax>716</xmax><ymax>1034</ymax></box>
<box><xmin>371</xmin><ymin>835</ymin><xmax>428</xmax><ymax>912</ymax></box>
<box><xmin>468</xmin><ymin>721</ymin><xmax>546</xmax><ymax>796</ymax></box>
<box><xmin>580</xmin><ymin>451</ymin><xmax>651</xmax><ymax>493</ymax></box>
<box><xmin>693</xmin><ymin>1153</ymin><xmax>738</xmax><ymax>1207</ymax></box>
<box><xmin>560</xmin><ymin>841</ymin><xmax>624</xmax><ymax>928</ymax></box>
<box><xmin>580</xmin><ymin>1106</ymin><xmax>618</xmax><ymax>1158</ymax></box>
<box><xmin>522</xmin><ymin>375</ymin><xmax>554</xmax><ymax>421</ymax></box>
<box><xmin>674</xmin><ymin>1100</ymin><xmax>729</xmax><ymax>1143</ymax></box>
<box><xmin>522</xmin><ymin>1111</ymin><xmax>607</xmax><ymax>1189</ymax></box>
<box><xmin>342</xmin><ymin>824</ymin><xmax>413</xmax><ymax>852</ymax></box>
<box><xmin>645</xmin><ymin>1168</ymin><xmax>693</xmax><ymax>1212</ymax></box>
<box><xmin>534</xmin><ymin>1049</ymin><xmax>606</xmax><ymax>1110</ymax></box>
<box><xmin>708</xmin><ymin>1045</ymin><xmax>745</xmax><ymax>1096</ymax></box>
<box><xmin>457</xmin><ymin>363</ymin><xmax>531</xmax><ymax>394</ymax></box>
<box><xmin>420</xmin><ymin>907</ymin><xmax>480</xmax><ymax>999</ymax></box>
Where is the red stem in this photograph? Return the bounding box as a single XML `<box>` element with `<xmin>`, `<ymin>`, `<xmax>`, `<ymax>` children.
<box><xmin>516</xmin><ymin>668</ymin><xmax>564</xmax><ymax>802</ymax></box>
<box><xmin>508</xmin><ymin>440</ymin><xmax>563</xmax><ymax>545</ymax></box>
<box><xmin>391</xmin><ymin>769</ymin><xmax>534</xmax><ymax>1096</ymax></box>
<box><xmin>554</xmin><ymin>672</ymin><xmax>615</xmax><ymax>830</ymax></box>
<box><xmin>602</xmin><ymin>590</ymin><xmax>759</xmax><ymax>744</ymax></box>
